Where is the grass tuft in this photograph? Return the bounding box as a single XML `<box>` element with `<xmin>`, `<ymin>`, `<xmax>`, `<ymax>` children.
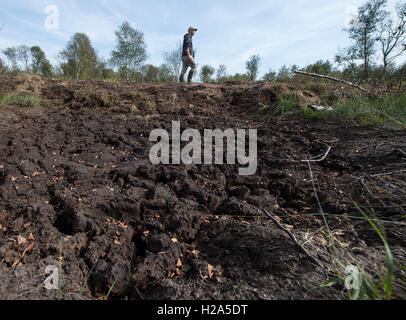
<box><xmin>322</xmin><ymin>204</ymin><xmax>399</xmax><ymax>300</ymax></box>
<box><xmin>0</xmin><ymin>93</ymin><xmax>45</xmax><ymax>108</ymax></box>
<box><xmin>261</xmin><ymin>92</ymin><xmax>406</xmax><ymax>128</ymax></box>
<box><xmin>353</xmin><ymin>203</ymin><xmax>394</xmax><ymax>300</ymax></box>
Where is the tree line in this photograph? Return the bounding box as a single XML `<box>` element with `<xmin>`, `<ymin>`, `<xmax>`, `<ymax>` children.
<box><xmin>0</xmin><ymin>0</ymin><xmax>405</xmax><ymax>85</ymax></box>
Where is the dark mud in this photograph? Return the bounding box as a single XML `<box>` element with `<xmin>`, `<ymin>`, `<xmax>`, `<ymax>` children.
<box><xmin>0</xmin><ymin>75</ymin><xmax>405</xmax><ymax>300</ymax></box>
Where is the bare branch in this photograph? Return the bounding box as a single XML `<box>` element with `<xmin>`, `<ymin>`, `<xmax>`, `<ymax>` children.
<box><xmin>294</xmin><ymin>70</ymin><xmax>375</xmax><ymax>96</ymax></box>
<box><xmin>378</xmin><ymin>3</ymin><xmax>406</xmax><ymax>72</ymax></box>
<box><xmin>301</xmin><ymin>146</ymin><xmax>331</xmax><ymax>163</ymax></box>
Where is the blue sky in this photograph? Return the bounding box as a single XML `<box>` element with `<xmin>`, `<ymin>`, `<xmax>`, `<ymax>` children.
<box><xmin>0</xmin><ymin>0</ymin><xmax>401</xmax><ymax>76</ymax></box>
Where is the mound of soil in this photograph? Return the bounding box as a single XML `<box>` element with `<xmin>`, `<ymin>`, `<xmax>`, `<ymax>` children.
<box><xmin>0</xmin><ymin>75</ymin><xmax>405</xmax><ymax>300</ymax></box>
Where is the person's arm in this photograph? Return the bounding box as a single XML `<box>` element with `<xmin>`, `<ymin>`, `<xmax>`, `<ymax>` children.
<box><xmin>184</xmin><ymin>35</ymin><xmax>194</xmax><ymax>62</ymax></box>
<box><xmin>186</xmin><ymin>48</ymin><xmax>194</xmax><ymax>62</ymax></box>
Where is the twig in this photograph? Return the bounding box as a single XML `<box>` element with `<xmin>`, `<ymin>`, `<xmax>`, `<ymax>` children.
<box><xmin>359</xmin><ymin>178</ymin><xmax>386</xmax><ymax>207</ymax></box>
<box><xmin>396</xmin><ymin>148</ymin><xmax>406</xmax><ymax>158</ymax></box>
<box><xmin>220</xmin><ymin>212</ymin><xmax>405</xmax><ymax>225</ymax></box>
<box><xmin>370</xmin><ymin>169</ymin><xmax>406</xmax><ymax>178</ymax></box>
<box><xmin>134</xmin><ymin>286</ymin><xmax>145</xmax><ymax>300</ymax></box>
<box><xmin>301</xmin><ymin>145</ymin><xmax>331</xmax><ymax>163</ymax></box>
<box><xmin>294</xmin><ymin>70</ymin><xmax>375</xmax><ymax>96</ymax></box>
<box><xmin>298</xmin><ymin>213</ymin><xmax>405</xmax><ymax>226</ymax></box>
<box><xmin>305</xmin><ymin>161</ymin><xmax>331</xmax><ymax>234</ymax></box>
<box><xmin>262</xmin><ymin>208</ymin><xmax>323</xmax><ymax>268</ymax></box>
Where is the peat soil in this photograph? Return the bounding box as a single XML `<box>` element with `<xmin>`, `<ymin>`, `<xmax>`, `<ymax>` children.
<box><xmin>0</xmin><ymin>75</ymin><xmax>405</xmax><ymax>300</ymax></box>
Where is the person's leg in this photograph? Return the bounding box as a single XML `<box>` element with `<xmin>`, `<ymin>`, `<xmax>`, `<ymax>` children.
<box><xmin>179</xmin><ymin>57</ymin><xmax>189</xmax><ymax>82</ymax></box>
<box><xmin>187</xmin><ymin>60</ymin><xmax>197</xmax><ymax>83</ymax></box>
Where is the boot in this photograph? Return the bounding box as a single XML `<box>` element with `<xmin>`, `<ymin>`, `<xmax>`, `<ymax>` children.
<box><xmin>179</xmin><ymin>74</ymin><xmax>184</xmax><ymax>83</ymax></box>
<box><xmin>187</xmin><ymin>70</ymin><xmax>194</xmax><ymax>83</ymax></box>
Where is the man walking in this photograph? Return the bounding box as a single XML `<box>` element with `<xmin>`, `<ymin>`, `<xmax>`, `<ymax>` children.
<box><xmin>180</xmin><ymin>27</ymin><xmax>197</xmax><ymax>83</ymax></box>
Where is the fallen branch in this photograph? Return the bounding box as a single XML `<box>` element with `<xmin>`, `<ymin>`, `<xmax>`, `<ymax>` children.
<box><xmin>262</xmin><ymin>208</ymin><xmax>323</xmax><ymax>268</ymax></box>
<box><xmin>294</xmin><ymin>70</ymin><xmax>375</xmax><ymax>96</ymax></box>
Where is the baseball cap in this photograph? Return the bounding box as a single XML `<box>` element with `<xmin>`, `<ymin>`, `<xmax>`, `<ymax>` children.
<box><xmin>188</xmin><ymin>26</ymin><xmax>198</xmax><ymax>31</ymax></box>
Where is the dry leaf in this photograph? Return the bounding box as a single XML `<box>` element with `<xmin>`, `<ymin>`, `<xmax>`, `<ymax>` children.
<box><xmin>176</xmin><ymin>258</ymin><xmax>182</xmax><ymax>267</ymax></box>
<box><xmin>208</xmin><ymin>264</ymin><xmax>214</xmax><ymax>278</ymax></box>
<box><xmin>171</xmin><ymin>238</ymin><xmax>178</xmax><ymax>243</ymax></box>
<box><xmin>17</xmin><ymin>235</ymin><xmax>27</xmax><ymax>246</ymax></box>
<box><xmin>28</xmin><ymin>233</ymin><xmax>35</xmax><ymax>241</ymax></box>
<box><xmin>114</xmin><ymin>239</ymin><xmax>121</xmax><ymax>245</ymax></box>
<box><xmin>21</xmin><ymin>242</ymin><xmax>36</xmax><ymax>258</ymax></box>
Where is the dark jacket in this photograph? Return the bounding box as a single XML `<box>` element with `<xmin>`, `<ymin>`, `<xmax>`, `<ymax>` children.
<box><xmin>182</xmin><ymin>33</ymin><xmax>194</xmax><ymax>58</ymax></box>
